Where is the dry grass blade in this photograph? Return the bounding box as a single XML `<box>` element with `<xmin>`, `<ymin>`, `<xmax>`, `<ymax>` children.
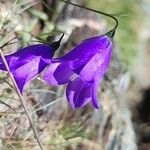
<box><xmin>0</xmin><ymin>100</ymin><xmax>16</xmax><ymax>112</ymax></box>
<box><xmin>31</xmin><ymin>97</ymin><xmax>62</xmax><ymax>113</ymax></box>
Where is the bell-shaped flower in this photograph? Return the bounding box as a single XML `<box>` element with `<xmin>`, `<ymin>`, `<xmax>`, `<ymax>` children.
<box><xmin>0</xmin><ymin>34</ymin><xmax>64</xmax><ymax>93</ymax></box>
<box><xmin>0</xmin><ymin>44</ymin><xmax>55</xmax><ymax>93</ymax></box>
<box><xmin>43</xmin><ymin>35</ymin><xmax>112</xmax><ymax>109</ymax></box>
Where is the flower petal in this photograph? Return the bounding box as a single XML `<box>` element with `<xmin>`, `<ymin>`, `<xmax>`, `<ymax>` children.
<box><xmin>0</xmin><ymin>57</ymin><xmax>10</xmax><ymax>70</ymax></box>
<box><xmin>91</xmin><ymin>78</ymin><xmax>100</xmax><ymax>109</ymax></box>
<box><xmin>59</xmin><ymin>35</ymin><xmax>111</xmax><ymax>73</ymax></box>
<box><xmin>66</xmin><ymin>77</ymin><xmax>92</xmax><ymax>108</ymax></box>
<box><xmin>0</xmin><ymin>44</ymin><xmax>54</xmax><ymax>93</ymax></box>
<box><xmin>43</xmin><ymin>61</ymin><xmax>74</xmax><ymax>86</ymax></box>
<box><xmin>12</xmin><ymin>56</ymin><xmax>47</xmax><ymax>93</ymax></box>
<box><xmin>76</xmin><ymin>36</ymin><xmax>112</xmax><ymax>82</ymax></box>
<box><xmin>60</xmin><ymin>35</ymin><xmax>109</xmax><ymax>60</ymax></box>
<box><xmin>0</xmin><ymin>44</ymin><xmax>54</xmax><ymax>71</ymax></box>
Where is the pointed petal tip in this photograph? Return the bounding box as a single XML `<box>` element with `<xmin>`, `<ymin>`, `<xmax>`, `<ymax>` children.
<box><xmin>93</xmin><ymin>104</ymin><xmax>100</xmax><ymax>109</ymax></box>
<box><xmin>14</xmin><ymin>78</ymin><xmax>25</xmax><ymax>95</ymax></box>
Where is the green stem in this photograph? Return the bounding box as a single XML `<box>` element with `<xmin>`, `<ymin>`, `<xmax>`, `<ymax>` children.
<box><xmin>59</xmin><ymin>0</ymin><xmax>118</xmax><ymax>36</ymax></box>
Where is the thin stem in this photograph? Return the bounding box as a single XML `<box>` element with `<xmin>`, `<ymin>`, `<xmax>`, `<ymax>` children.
<box><xmin>0</xmin><ymin>37</ymin><xmax>18</xmax><ymax>49</ymax></box>
<box><xmin>0</xmin><ymin>48</ymin><xmax>43</xmax><ymax>150</ymax></box>
<box><xmin>59</xmin><ymin>0</ymin><xmax>118</xmax><ymax>34</ymax></box>
<box><xmin>0</xmin><ymin>100</ymin><xmax>16</xmax><ymax>112</ymax></box>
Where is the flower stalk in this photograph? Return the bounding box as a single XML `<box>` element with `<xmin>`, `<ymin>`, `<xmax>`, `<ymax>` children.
<box><xmin>59</xmin><ymin>0</ymin><xmax>118</xmax><ymax>37</ymax></box>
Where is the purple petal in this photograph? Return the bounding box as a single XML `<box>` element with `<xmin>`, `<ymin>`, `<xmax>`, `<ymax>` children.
<box><xmin>11</xmin><ymin>57</ymin><xmax>45</xmax><ymax>93</ymax></box>
<box><xmin>53</xmin><ymin>36</ymin><xmax>112</xmax><ymax>81</ymax></box>
<box><xmin>60</xmin><ymin>35</ymin><xmax>110</xmax><ymax>60</ymax></box>
<box><xmin>43</xmin><ymin>61</ymin><xmax>74</xmax><ymax>86</ymax></box>
<box><xmin>73</xmin><ymin>36</ymin><xmax>112</xmax><ymax>82</ymax></box>
<box><xmin>0</xmin><ymin>44</ymin><xmax>54</xmax><ymax>71</ymax></box>
<box><xmin>0</xmin><ymin>44</ymin><xmax>54</xmax><ymax>93</ymax></box>
<box><xmin>91</xmin><ymin>76</ymin><xmax>100</xmax><ymax>109</ymax></box>
<box><xmin>66</xmin><ymin>77</ymin><xmax>92</xmax><ymax>108</ymax></box>
<box><xmin>0</xmin><ymin>57</ymin><xmax>10</xmax><ymax>70</ymax></box>
<box><xmin>50</xmin><ymin>35</ymin><xmax>112</xmax><ymax>83</ymax></box>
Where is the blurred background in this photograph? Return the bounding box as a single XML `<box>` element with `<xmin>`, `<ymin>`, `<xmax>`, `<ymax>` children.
<box><xmin>0</xmin><ymin>0</ymin><xmax>150</xmax><ymax>149</ymax></box>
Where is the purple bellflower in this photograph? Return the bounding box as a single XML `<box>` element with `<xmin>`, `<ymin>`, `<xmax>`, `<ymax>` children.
<box><xmin>0</xmin><ymin>35</ymin><xmax>64</xmax><ymax>93</ymax></box>
<box><xmin>43</xmin><ymin>35</ymin><xmax>112</xmax><ymax>109</ymax></box>
<box><xmin>0</xmin><ymin>44</ymin><xmax>54</xmax><ymax>93</ymax></box>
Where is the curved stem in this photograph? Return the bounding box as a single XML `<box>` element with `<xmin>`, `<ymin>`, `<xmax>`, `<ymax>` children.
<box><xmin>59</xmin><ymin>0</ymin><xmax>118</xmax><ymax>35</ymax></box>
